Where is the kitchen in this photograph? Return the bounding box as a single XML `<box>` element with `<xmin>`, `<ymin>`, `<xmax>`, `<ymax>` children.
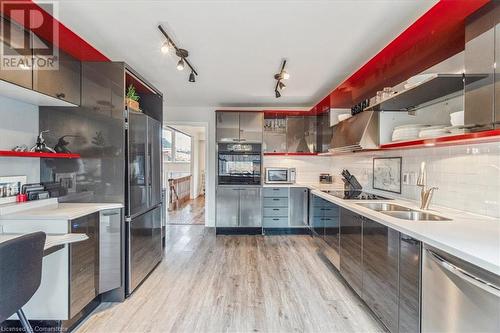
<box><xmin>0</xmin><ymin>1</ymin><xmax>499</xmax><ymax>333</ymax></box>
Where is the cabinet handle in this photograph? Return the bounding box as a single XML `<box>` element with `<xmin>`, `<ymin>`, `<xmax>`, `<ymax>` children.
<box><xmin>273</xmin><ymin>198</ymin><xmax>279</xmax><ymax>201</ymax></box>
<box><xmin>273</xmin><ymin>188</ymin><xmax>280</xmax><ymax>191</ymax></box>
<box><xmin>273</xmin><ymin>209</ymin><xmax>279</xmax><ymax>211</ymax></box>
<box><xmin>273</xmin><ymin>218</ymin><xmax>279</xmax><ymax>221</ymax></box>
<box><xmin>239</xmin><ymin>139</ymin><xmax>247</xmax><ymax>141</ymax></box>
<box><xmin>56</xmin><ymin>93</ymin><xmax>66</xmax><ymax>99</ymax></box>
<box><xmin>102</xmin><ymin>212</ymin><xmax>119</xmax><ymax>216</ymax></box>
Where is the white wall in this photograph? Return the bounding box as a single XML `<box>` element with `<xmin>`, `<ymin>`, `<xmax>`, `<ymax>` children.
<box><xmin>0</xmin><ymin>96</ymin><xmax>40</xmax><ymax>182</ymax></box>
<box><xmin>165</xmin><ymin>106</ymin><xmax>215</xmax><ymax>226</ymax></box>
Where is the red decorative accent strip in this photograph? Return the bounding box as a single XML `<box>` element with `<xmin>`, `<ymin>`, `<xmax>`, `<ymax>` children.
<box><xmin>263</xmin><ymin>152</ymin><xmax>319</xmax><ymax>156</ymax></box>
<box><xmin>380</xmin><ymin>129</ymin><xmax>500</xmax><ymax>149</ymax></box>
<box><xmin>0</xmin><ymin>0</ymin><xmax>109</xmax><ymax>61</ymax></box>
<box><xmin>0</xmin><ymin>150</ymin><xmax>81</xmax><ymax>158</ymax></box>
<box><xmin>311</xmin><ymin>0</ymin><xmax>490</xmax><ymax>112</ymax></box>
<box><xmin>263</xmin><ymin>110</ymin><xmax>313</xmax><ymax>117</ymax></box>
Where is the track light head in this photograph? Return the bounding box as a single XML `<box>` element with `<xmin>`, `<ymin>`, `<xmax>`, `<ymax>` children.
<box><xmin>275</xmin><ymin>90</ymin><xmax>281</xmax><ymax>98</ymax></box>
<box><xmin>278</xmin><ymin>81</ymin><xmax>286</xmax><ymax>90</ymax></box>
<box><xmin>282</xmin><ymin>71</ymin><xmax>290</xmax><ymax>80</ymax></box>
<box><xmin>177</xmin><ymin>58</ymin><xmax>185</xmax><ymax>71</ymax></box>
<box><xmin>161</xmin><ymin>41</ymin><xmax>170</xmax><ymax>54</ymax></box>
<box><xmin>189</xmin><ymin>71</ymin><xmax>196</xmax><ymax>82</ymax></box>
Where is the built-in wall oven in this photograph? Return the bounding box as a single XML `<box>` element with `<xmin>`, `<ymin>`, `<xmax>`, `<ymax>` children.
<box><xmin>217</xmin><ymin>143</ymin><xmax>262</xmax><ymax>185</ymax></box>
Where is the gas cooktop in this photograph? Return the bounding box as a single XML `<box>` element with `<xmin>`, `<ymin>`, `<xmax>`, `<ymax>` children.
<box><xmin>321</xmin><ymin>190</ymin><xmax>391</xmax><ymax>200</ymax></box>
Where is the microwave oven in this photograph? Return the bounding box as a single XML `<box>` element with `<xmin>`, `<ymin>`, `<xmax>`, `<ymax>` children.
<box><xmin>265</xmin><ymin>168</ymin><xmax>296</xmax><ymax>184</ymax></box>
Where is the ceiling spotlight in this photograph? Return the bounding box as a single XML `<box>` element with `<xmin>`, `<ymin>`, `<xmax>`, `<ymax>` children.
<box><xmin>176</xmin><ymin>58</ymin><xmax>185</xmax><ymax>71</ymax></box>
<box><xmin>158</xmin><ymin>24</ymin><xmax>199</xmax><ymax>82</ymax></box>
<box><xmin>273</xmin><ymin>59</ymin><xmax>289</xmax><ymax>97</ymax></box>
<box><xmin>160</xmin><ymin>41</ymin><xmax>170</xmax><ymax>54</ymax></box>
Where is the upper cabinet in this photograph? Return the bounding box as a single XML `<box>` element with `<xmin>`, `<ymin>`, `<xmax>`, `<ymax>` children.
<box><xmin>0</xmin><ymin>16</ymin><xmax>81</xmax><ymax>106</ymax></box>
<box><xmin>33</xmin><ymin>40</ymin><xmax>81</xmax><ymax>105</ymax></box>
<box><xmin>216</xmin><ymin>111</ymin><xmax>263</xmax><ymax>143</ymax></box>
<box><xmin>0</xmin><ymin>17</ymin><xmax>32</xmax><ymax>89</ymax></box>
<box><xmin>263</xmin><ymin>113</ymin><xmax>319</xmax><ymax>154</ymax></box>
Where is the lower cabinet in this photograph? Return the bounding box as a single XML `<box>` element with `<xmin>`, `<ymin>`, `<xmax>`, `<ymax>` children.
<box><xmin>263</xmin><ymin>187</ymin><xmax>308</xmax><ymax>230</ymax></box>
<box><xmin>289</xmin><ymin>187</ymin><xmax>308</xmax><ymax>227</ymax></box>
<box><xmin>362</xmin><ymin>217</ymin><xmax>399</xmax><ymax>333</ymax></box>
<box><xmin>69</xmin><ymin>213</ymin><xmax>99</xmax><ymax>317</ymax></box>
<box><xmin>216</xmin><ymin>187</ymin><xmax>262</xmax><ymax>228</ymax></box>
<box><xmin>399</xmin><ymin>234</ymin><xmax>421</xmax><ymax>333</ymax></box>
<box><xmin>338</xmin><ymin>207</ymin><xmax>422</xmax><ymax>333</ymax></box>
<box><xmin>310</xmin><ymin>193</ymin><xmax>340</xmax><ymax>267</ymax></box>
<box><xmin>339</xmin><ymin>207</ymin><xmax>363</xmax><ymax>296</ymax></box>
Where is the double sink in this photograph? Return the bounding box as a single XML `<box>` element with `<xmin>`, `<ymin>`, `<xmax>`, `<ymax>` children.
<box><xmin>356</xmin><ymin>202</ymin><xmax>452</xmax><ymax>221</ymax></box>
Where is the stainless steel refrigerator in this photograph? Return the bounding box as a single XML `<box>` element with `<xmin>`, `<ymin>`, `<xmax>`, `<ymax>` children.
<box><xmin>125</xmin><ymin>110</ymin><xmax>163</xmax><ymax>295</ymax></box>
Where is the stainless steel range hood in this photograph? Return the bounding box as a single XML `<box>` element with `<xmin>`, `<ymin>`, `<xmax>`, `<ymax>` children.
<box><xmin>328</xmin><ymin>111</ymin><xmax>379</xmax><ymax>153</ymax></box>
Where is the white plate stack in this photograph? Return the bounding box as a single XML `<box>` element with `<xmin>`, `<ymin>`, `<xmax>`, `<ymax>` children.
<box><xmin>392</xmin><ymin>124</ymin><xmax>428</xmax><ymax>141</ymax></box>
<box><xmin>418</xmin><ymin>125</ymin><xmax>450</xmax><ymax>138</ymax></box>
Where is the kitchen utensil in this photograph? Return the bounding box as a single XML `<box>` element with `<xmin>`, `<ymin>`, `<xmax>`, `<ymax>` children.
<box><xmin>30</xmin><ymin>130</ymin><xmax>56</xmax><ymax>153</ymax></box>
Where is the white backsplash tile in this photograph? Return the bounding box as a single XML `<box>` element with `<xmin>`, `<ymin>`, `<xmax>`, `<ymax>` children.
<box><xmin>264</xmin><ymin>141</ymin><xmax>500</xmax><ymax>218</ymax></box>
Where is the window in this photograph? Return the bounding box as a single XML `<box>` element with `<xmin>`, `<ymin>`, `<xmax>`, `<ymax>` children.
<box><xmin>174</xmin><ymin>131</ymin><xmax>191</xmax><ymax>162</ymax></box>
<box><xmin>162</xmin><ymin>127</ymin><xmax>191</xmax><ymax>163</ymax></box>
<box><xmin>162</xmin><ymin>129</ymin><xmax>173</xmax><ymax>162</ymax></box>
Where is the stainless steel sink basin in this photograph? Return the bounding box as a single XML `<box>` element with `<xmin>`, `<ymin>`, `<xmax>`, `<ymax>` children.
<box><xmin>356</xmin><ymin>202</ymin><xmax>452</xmax><ymax>221</ymax></box>
<box><xmin>356</xmin><ymin>202</ymin><xmax>412</xmax><ymax>212</ymax></box>
<box><xmin>381</xmin><ymin>210</ymin><xmax>452</xmax><ymax>221</ymax></box>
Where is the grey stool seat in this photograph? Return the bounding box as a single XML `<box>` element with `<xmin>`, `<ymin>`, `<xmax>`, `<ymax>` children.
<box><xmin>0</xmin><ymin>232</ymin><xmax>46</xmax><ymax>332</ymax></box>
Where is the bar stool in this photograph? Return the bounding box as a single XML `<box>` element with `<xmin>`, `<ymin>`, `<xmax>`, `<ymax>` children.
<box><xmin>0</xmin><ymin>232</ymin><xmax>46</xmax><ymax>333</ymax></box>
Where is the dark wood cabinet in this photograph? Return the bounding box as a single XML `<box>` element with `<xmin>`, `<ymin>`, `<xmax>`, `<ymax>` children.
<box><xmin>399</xmin><ymin>234</ymin><xmax>421</xmax><ymax>333</ymax></box>
<box><xmin>33</xmin><ymin>43</ymin><xmax>81</xmax><ymax>105</ymax></box>
<box><xmin>69</xmin><ymin>213</ymin><xmax>98</xmax><ymax>317</ymax></box>
<box><xmin>339</xmin><ymin>207</ymin><xmax>363</xmax><ymax>296</ymax></box>
<box><xmin>362</xmin><ymin>218</ymin><xmax>399</xmax><ymax>333</ymax></box>
<box><xmin>0</xmin><ymin>17</ymin><xmax>33</xmax><ymax>89</ymax></box>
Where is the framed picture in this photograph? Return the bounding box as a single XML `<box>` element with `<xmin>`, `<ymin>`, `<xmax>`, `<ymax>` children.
<box><xmin>373</xmin><ymin>157</ymin><xmax>402</xmax><ymax>194</ymax></box>
<box><xmin>0</xmin><ymin>176</ymin><xmax>27</xmax><ymax>204</ymax></box>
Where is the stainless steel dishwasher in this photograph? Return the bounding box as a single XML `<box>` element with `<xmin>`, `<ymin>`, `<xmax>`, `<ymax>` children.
<box><xmin>422</xmin><ymin>245</ymin><xmax>500</xmax><ymax>333</ymax></box>
<box><xmin>99</xmin><ymin>208</ymin><xmax>122</xmax><ymax>294</ymax></box>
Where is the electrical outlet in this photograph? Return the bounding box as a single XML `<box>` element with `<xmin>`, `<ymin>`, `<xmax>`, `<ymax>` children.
<box><xmin>402</xmin><ymin>172</ymin><xmax>410</xmax><ymax>185</ymax></box>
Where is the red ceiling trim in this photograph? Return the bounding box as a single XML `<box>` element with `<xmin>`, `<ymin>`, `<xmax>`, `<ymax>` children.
<box><xmin>311</xmin><ymin>0</ymin><xmax>490</xmax><ymax>112</ymax></box>
<box><xmin>0</xmin><ymin>0</ymin><xmax>109</xmax><ymax>61</ymax></box>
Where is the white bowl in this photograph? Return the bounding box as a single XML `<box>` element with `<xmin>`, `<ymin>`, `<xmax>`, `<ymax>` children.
<box><xmin>450</xmin><ymin>111</ymin><xmax>464</xmax><ymax>126</ymax></box>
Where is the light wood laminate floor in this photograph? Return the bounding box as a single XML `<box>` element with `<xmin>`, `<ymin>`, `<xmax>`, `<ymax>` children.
<box><xmin>168</xmin><ymin>196</ymin><xmax>205</xmax><ymax>225</ymax></box>
<box><xmin>76</xmin><ymin>225</ymin><xmax>384</xmax><ymax>333</ymax></box>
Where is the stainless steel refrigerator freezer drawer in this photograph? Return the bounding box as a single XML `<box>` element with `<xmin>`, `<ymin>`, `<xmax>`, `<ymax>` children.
<box><xmin>99</xmin><ymin>208</ymin><xmax>122</xmax><ymax>294</ymax></box>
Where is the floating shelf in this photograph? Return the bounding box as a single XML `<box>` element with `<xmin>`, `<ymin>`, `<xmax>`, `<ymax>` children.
<box><xmin>365</xmin><ymin>74</ymin><xmax>485</xmax><ymax>112</ymax></box>
<box><xmin>264</xmin><ymin>152</ymin><xmax>318</xmax><ymax>156</ymax></box>
<box><xmin>380</xmin><ymin>129</ymin><xmax>500</xmax><ymax>149</ymax></box>
<box><xmin>0</xmin><ymin>151</ymin><xmax>81</xmax><ymax>158</ymax></box>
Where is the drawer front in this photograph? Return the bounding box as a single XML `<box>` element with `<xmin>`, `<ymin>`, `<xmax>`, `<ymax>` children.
<box><xmin>263</xmin><ymin>217</ymin><xmax>289</xmax><ymax>228</ymax></box>
<box><xmin>318</xmin><ymin>206</ymin><xmax>340</xmax><ymax>218</ymax></box>
<box><xmin>263</xmin><ymin>197</ymin><xmax>289</xmax><ymax>207</ymax></box>
<box><xmin>263</xmin><ymin>187</ymin><xmax>289</xmax><ymax>197</ymax></box>
<box><xmin>263</xmin><ymin>207</ymin><xmax>289</xmax><ymax>217</ymax></box>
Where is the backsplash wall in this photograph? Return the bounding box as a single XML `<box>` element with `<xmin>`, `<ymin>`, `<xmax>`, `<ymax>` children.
<box><xmin>265</xmin><ymin>141</ymin><xmax>500</xmax><ymax>218</ymax></box>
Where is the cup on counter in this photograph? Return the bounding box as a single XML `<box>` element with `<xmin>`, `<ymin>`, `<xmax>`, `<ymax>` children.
<box><xmin>16</xmin><ymin>193</ymin><xmax>27</xmax><ymax>202</ymax></box>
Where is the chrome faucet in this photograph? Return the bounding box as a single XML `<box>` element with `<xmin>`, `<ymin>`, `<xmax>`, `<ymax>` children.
<box><xmin>417</xmin><ymin>162</ymin><xmax>438</xmax><ymax>210</ymax></box>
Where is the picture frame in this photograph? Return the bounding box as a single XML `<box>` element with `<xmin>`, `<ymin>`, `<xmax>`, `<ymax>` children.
<box><xmin>0</xmin><ymin>175</ymin><xmax>27</xmax><ymax>204</ymax></box>
<box><xmin>373</xmin><ymin>157</ymin><xmax>402</xmax><ymax>194</ymax></box>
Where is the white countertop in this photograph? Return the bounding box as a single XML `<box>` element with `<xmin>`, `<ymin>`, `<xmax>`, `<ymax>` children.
<box><xmin>0</xmin><ymin>233</ymin><xmax>88</xmax><ymax>250</ymax></box>
<box><xmin>0</xmin><ymin>202</ymin><xmax>123</xmax><ymax>220</ymax></box>
<box><xmin>271</xmin><ymin>182</ymin><xmax>500</xmax><ymax>275</ymax></box>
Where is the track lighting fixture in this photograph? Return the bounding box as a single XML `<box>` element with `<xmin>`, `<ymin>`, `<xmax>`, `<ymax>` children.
<box><xmin>274</xmin><ymin>59</ymin><xmax>289</xmax><ymax>98</ymax></box>
<box><xmin>176</xmin><ymin>58</ymin><xmax>185</xmax><ymax>71</ymax></box>
<box><xmin>160</xmin><ymin>41</ymin><xmax>171</xmax><ymax>54</ymax></box>
<box><xmin>158</xmin><ymin>24</ymin><xmax>198</xmax><ymax>82</ymax></box>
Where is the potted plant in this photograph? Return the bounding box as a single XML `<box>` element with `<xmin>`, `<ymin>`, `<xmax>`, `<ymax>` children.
<box><xmin>126</xmin><ymin>84</ymin><xmax>141</xmax><ymax>112</ymax></box>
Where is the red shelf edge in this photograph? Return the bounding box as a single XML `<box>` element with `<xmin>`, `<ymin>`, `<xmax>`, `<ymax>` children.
<box><xmin>0</xmin><ymin>151</ymin><xmax>81</xmax><ymax>159</ymax></box>
<box><xmin>380</xmin><ymin>129</ymin><xmax>500</xmax><ymax>150</ymax></box>
<box><xmin>263</xmin><ymin>152</ymin><xmax>319</xmax><ymax>156</ymax></box>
